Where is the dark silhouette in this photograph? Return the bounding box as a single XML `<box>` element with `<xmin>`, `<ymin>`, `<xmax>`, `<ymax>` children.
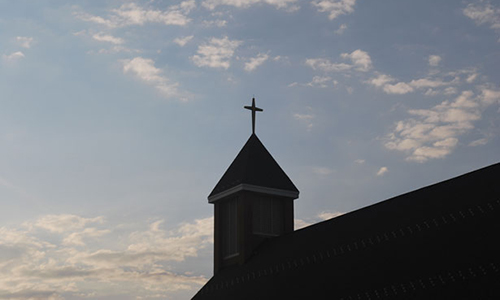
<box><xmin>192</xmin><ymin>100</ymin><xmax>500</xmax><ymax>299</ymax></box>
<box><xmin>244</xmin><ymin>97</ymin><xmax>263</xmax><ymax>135</ymax></box>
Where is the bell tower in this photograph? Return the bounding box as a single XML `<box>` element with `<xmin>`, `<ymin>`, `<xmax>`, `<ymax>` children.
<box><xmin>209</xmin><ymin>98</ymin><xmax>299</xmax><ymax>274</ymax></box>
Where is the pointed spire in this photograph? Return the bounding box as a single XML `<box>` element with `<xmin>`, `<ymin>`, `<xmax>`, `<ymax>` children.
<box><xmin>208</xmin><ymin>134</ymin><xmax>299</xmax><ymax>202</ymax></box>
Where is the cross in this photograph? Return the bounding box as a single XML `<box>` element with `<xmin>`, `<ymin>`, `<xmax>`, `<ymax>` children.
<box><xmin>244</xmin><ymin>97</ymin><xmax>263</xmax><ymax>134</ymax></box>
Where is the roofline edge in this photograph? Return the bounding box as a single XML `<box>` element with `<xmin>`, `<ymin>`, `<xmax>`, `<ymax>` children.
<box><xmin>208</xmin><ymin>183</ymin><xmax>299</xmax><ymax>203</ymax></box>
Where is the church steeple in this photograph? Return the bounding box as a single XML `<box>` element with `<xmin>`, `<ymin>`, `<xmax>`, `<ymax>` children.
<box><xmin>209</xmin><ymin>98</ymin><xmax>299</xmax><ymax>274</ymax></box>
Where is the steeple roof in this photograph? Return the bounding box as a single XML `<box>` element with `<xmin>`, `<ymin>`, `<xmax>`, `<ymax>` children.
<box><xmin>208</xmin><ymin>134</ymin><xmax>299</xmax><ymax>202</ymax></box>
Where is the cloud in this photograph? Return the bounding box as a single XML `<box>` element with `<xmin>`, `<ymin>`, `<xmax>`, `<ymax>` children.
<box><xmin>409</xmin><ymin>78</ymin><xmax>450</xmax><ymax>89</ymax></box>
<box><xmin>479</xmin><ymin>87</ymin><xmax>500</xmax><ymax>105</ymax></box>
<box><xmin>428</xmin><ymin>55</ymin><xmax>441</xmax><ymax>67</ymax></box>
<box><xmin>354</xmin><ymin>159</ymin><xmax>365</xmax><ymax>164</ymax></box>
<box><xmin>92</xmin><ymin>33</ymin><xmax>124</xmax><ymax>44</ymax></box>
<box><xmin>306</xmin><ymin>76</ymin><xmax>333</xmax><ymax>88</ymax></box>
<box><xmin>2</xmin><ymin>51</ymin><xmax>25</xmax><ymax>62</ymax></box>
<box><xmin>367</xmin><ymin>74</ymin><xmax>394</xmax><ymax>87</ymax></box>
<box><xmin>340</xmin><ymin>49</ymin><xmax>372</xmax><ymax>71</ymax></box>
<box><xmin>294</xmin><ymin>219</ymin><xmax>312</xmax><ymax>230</ymax></box>
<box><xmin>76</xmin><ymin>1</ymin><xmax>195</xmax><ymax>28</ymax></box>
<box><xmin>305</xmin><ymin>58</ymin><xmax>351</xmax><ymax>72</ymax></box>
<box><xmin>383</xmin><ymin>90</ymin><xmax>496</xmax><ymax>162</ymax></box>
<box><xmin>94</xmin><ymin>45</ymin><xmax>138</xmax><ymax>54</ymax></box>
<box><xmin>16</xmin><ymin>36</ymin><xmax>34</xmax><ymax>48</ymax></box>
<box><xmin>173</xmin><ymin>35</ymin><xmax>194</xmax><ymax>46</ymax></box>
<box><xmin>317</xmin><ymin>211</ymin><xmax>344</xmax><ymax>220</ymax></box>
<box><xmin>463</xmin><ymin>1</ymin><xmax>500</xmax><ymax>33</ymax></box>
<box><xmin>244</xmin><ymin>53</ymin><xmax>269</xmax><ymax>71</ymax></box>
<box><xmin>62</xmin><ymin>228</ymin><xmax>111</xmax><ymax>246</ymax></box>
<box><xmin>122</xmin><ymin>57</ymin><xmax>184</xmax><ymax>99</ymax></box>
<box><xmin>202</xmin><ymin>0</ymin><xmax>298</xmax><ymax>10</ymax></box>
<box><xmin>191</xmin><ymin>36</ymin><xmax>242</xmax><ymax>69</ymax></box>
<box><xmin>29</xmin><ymin>214</ymin><xmax>104</xmax><ymax>233</ymax></box>
<box><xmin>306</xmin><ymin>49</ymin><xmax>371</xmax><ymax>73</ymax></box>
<box><xmin>335</xmin><ymin>23</ymin><xmax>347</xmax><ymax>34</ymax></box>
<box><xmin>294</xmin><ymin>111</ymin><xmax>315</xmax><ymax>130</ymax></box>
<box><xmin>202</xmin><ymin>19</ymin><xmax>228</xmax><ymax>27</ymax></box>
<box><xmin>376</xmin><ymin>166</ymin><xmax>388</xmax><ymax>176</ymax></box>
<box><xmin>368</xmin><ymin>73</ymin><xmax>457</xmax><ymax>95</ymax></box>
<box><xmin>466</xmin><ymin>73</ymin><xmax>479</xmax><ymax>83</ymax></box>
<box><xmin>468</xmin><ymin>137</ymin><xmax>488</xmax><ymax>147</ymax></box>
<box><xmin>383</xmin><ymin>82</ymin><xmax>414</xmax><ymax>94</ymax></box>
<box><xmin>312</xmin><ymin>0</ymin><xmax>356</xmax><ymax>20</ymax></box>
<box><xmin>0</xmin><ymin>215</ymin><xmax>212</xmax><ymax>299</ymax></box>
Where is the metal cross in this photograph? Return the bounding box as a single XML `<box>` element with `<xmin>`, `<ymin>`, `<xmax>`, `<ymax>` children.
<box><xmin>244</xmin><ymin>97</ymin><xmax>263</xmax><ymax>134</ymax></box>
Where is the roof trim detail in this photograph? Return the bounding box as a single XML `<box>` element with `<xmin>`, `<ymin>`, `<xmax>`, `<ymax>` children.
<box><xmin>208</xmin><ymin>183</ymin><xmax>299</xmax><ymax>203</ymax></box>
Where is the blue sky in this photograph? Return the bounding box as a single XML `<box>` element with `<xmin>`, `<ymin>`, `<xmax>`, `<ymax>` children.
<box><xmin>1</xmin><ymin>0</ymin><xmax>499</xmax><ymax>299</ymax></box>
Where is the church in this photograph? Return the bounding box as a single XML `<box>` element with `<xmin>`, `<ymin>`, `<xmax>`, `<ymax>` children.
<box><xmin>192</xmin><ymin>99</ymin><xmax>500</xmax><ymax>300</ymax></box>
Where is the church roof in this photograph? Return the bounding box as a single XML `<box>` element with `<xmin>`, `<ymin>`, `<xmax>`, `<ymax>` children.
<box><xmin>194</xmin><ymin>162</ymin><xmax>500</xmax><ymax>299</ymax></box>
<box><xmin>208</xmin><ymin>134</ymin><xmax>299</xmax><ymax>202</ymax></box>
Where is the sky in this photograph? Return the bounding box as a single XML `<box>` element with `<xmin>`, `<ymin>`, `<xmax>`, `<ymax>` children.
<box><xmin>1</xmin><ymin>0</ymin><xmax>500</xmax><ymax>299</ymax></box>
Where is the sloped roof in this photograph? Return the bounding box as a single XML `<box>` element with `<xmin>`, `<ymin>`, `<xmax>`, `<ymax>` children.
<box><xmin>208</xmin><ymin>134</ymin><xmax>299</xmax><ymax>201</ymax></box>
<box><xmin>194</xmin><ymin>162</ymin><xmax>500</xmax><ymax>299</ymax></box>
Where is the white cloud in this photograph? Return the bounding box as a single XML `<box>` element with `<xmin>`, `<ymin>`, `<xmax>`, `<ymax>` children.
<box><xmin>76</xmin><ymin>12</ymin><xmax>116</xmax><ymax>27</ymax></box>
<box><xmin>312</xmin><ymin>0</ymin><xmax>356</xmax><ymax>20</ymax></box>
<box><xmin>444</xmin><ymin>87</ymin><xmax>458</xmax><ymax>95</ymax></box>
<box><xmin>16</xmin><ymin>36</ymin><xmax>34</xmax><ymax>48</ymax></box>
<box><xmin>76</xmin><ymin>1</ymin><xmax>195</xmax><ymax>28</ymax></box>
<box><xmin>463</xmin><ymin>2</ymin><xmax>500</xmax><ymax>32</ymax></box>
<box><xmin>468</xmin><ymin>137</ymin><xmax>488</xmax><ymax>147</ymax></box>
<box><xmin>2</xmin><ymin>51</ymin><xmax>25</xmax><ymax>62</ymax></box>
<box><xmin>294</xmin><ymin>219</ymin><xmax>312</xmax><ymax>230</ymax></box>
<box><xmin>113</xmin><ymin>2</ymin><xmax>194</xmax><ymax>26</ymax></box>
<box><xmin>307</xmin><ymin>76</ymin><xmax>332</xmax><ymax>88</ymax></box>
<box><xmin>191</xmin><ymin>36</ymin><xmax>242</xmax><ymax>69</ymax></box>
<box><xmin>478</xmin><ymin>87</ymin><xmax>500</xmax><ymax>105</ymax></box>
<box><xmin>202</xmin><ymin>19</ymin><xmax>227</xmax><ymax>27</ymax></box>
<box><xmin>173</xmin><ymin>35</ymin><xmax>194</xmax><ymax>46</ymax></box>
<box><xmin>30</xmin><ymin>214</ymin><xmax>104</xmax><ymax>233</ymax></box>
<box><xmin>428</xmin><ymin>55</ymin><xmax>441</xmax><ymax>67</ymax></box>
<box><xmin>317</xmin><ymin>211</ymin><xmax>344</xmax><ymax>220</ymax></box>
<box><xmin>367</xmin><ymin>74</ymin><xmax>394</xmax><ymax>87</ymax></box>
<box><xmin>202</xmin><ymin>0</ymin><xmax>298</xmax><ymax>10</ymax></box>
<box><xmin>466</xmin><ymin>73</ymin><xmax>479</xmax><ymax>83</ymax></box>
<box><xmin>244</xmin><ymin>53</ymin><xmax>269</xmax><ymax>71</ymax></box>
<box><xmin>294</xmin><ymin>112</ymin><xmax>315</xmax><ymax>130</ymax></box>
<box><xmin>293</xmin><ymin>113</ymin><xmax>314</xmax><ymax>120</ymax></box>
<box><xmin>92</xmin><ymin>33</ymin><xmax>124</xmax><ymax>44</ymax></box>
<box><xmin>335</xmin><ymin>23</ymin><xmax>347</xmax><ymax>34</ymax></box>
<box><xmin>62</xmin><ymin>228</ymin><xmax>111</xmax><ymax>246</ymax></box>
<box><xmin>384</xmin><ymin>90</ymin><xmax>493</xmax><ymax>162</ymax></box>
<box><xmin>122</xmin><ymin>57</ymin><xmax>184</xmax><ymax>99</ymax></box>
<box><xmin>305</xmin><ymin>58</ymin><xmax>351</xmax><ymax>72</ymax></box>
<box><xmin>369</xmin><ymin>73</ymin><xmax>458</xmax><ymax>95</ymax></box>
<box><xmin>0</xmin><ymin>215</ymin><xmax>212</xmax><ymax>299</ymax></box>
<box><xmin>306</xmin><ymin>49</ymin><xmax>371</xmax><ymax>73</ymax></box>
<box><xmin>383</xmin><ymin>82</ymin><xmax>414</xmax><ymax>94</ymax></box>
<box><xmin>340</xmin><ymin>49</ymin><xmax>372</xmax><ymax>71</ymax></box>
<box><xmin>354</xmin><ymin>159</ymin><xmax>365</xmax><ymax>164</ymax></box>
<box><xmin>94</xmin><ymin>45</ymin><xmax>138</xmax><ymax>54</ymax></box>
<box><xmin>376</xmin><ymin>166</ymin><xmax>388</xmax><ymax>176</ymax></box>
<box><xmin>409</xmin><ymin>78</ymin><xmax>449</xmax><ymax>89</ymax></box>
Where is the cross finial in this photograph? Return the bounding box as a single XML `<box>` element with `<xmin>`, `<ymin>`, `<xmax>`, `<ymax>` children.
<box><xmin>244</xmin><ymin>97</ymin><xmax>263</xmax><ymax>134</ymax></box>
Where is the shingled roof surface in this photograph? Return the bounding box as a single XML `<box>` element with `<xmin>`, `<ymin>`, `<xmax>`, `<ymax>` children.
<box><xmin>194</xmin><ymin>162</ymin><xmax>500</xmax><ymax>299</ymax></box>
<box><xmin>208</xmin><ymin>134</ymin><xmax>298</xmax><ymax>198</ymax></box>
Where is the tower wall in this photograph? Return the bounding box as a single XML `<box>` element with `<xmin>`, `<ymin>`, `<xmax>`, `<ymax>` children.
<box><xmin>213</xmin><ymin>191</ymin><xmax>294</xmax><ymax>274</ymax></box>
